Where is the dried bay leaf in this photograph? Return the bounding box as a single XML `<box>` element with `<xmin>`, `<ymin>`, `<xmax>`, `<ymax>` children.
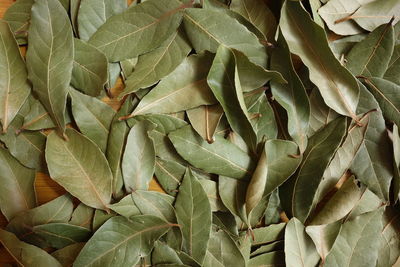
<box><xmin>71</xmin><ymin>39</ymin><xmax>108</xmax><ymax>97</ymax></box>
<box><xmin>251</xmin><ymin>223</ymin><xmax>286</xmax><ymax>246</ymax></box>
<box><xmin>46</xmin><ymin>129</ymin><xmax>113</xmax><ymax>210</ymax></box>
<box><xmin>280</xmin><ymin>1</ymin><xmax>360</xmax><ymax>121</ymax></box>
<box><xmin>88</xmin><ymin>0</ymin><xmax>185</xmax><ymax>62</ymax></box>
<box><xmin>248</xmin><ymin>250</ymin><xmax>285</xmax><ymax>267</ymax></box>
<box><xmin>3</xmin><ymin>0</ymin><xmax>34</xmax><ymax>45</ymax></box>
<box><xmin>126</xmin><ymin>53</ymin><xmax>216</xmax><ymax>116</ymax></box>
<box><xmin>0</xmin><ymin>229</ymin><xmax>62</xmax><ymax>266</ymax></box>
<box><xmin>285</xmin><ymin>217</ymin><xmax>320</xmax><ymax>267</ymax></box>
<box><xmin>384</xmin><ymin>44</ymin><xmax>400</xmax><ymax>85</ymax></box>
<box><xmin>175</xmin><ymin>169</ymin><xmax>212</xmax><ymax>264</ymax></box>
<box><xmin>183</xmin><ymin>8</ymin><xmax>268</xmax><ymax>67</ymax></box>
<box><xmin>0</xmin><ymin>20</ymin><xmax>30</xmax><ymax>133</ymax></box>
<box><xmin>346</xmin><ymin>22</ymin><xmax>395</xmax><ymax>78</ymax></box>
<box><xmin>122</xmin><ymin>30</ymin><xmax>192</xmax><ymax>97</ymax></box>
<box><xmin>26</xmin><ymin>0</ymin><xmax>74</xmax><ymax>135</ymax></box>
<box><xmin>306</xmin><ymin>221</ymin><xmax>341</xmax><ymax>262</ymax></box>
<box><xmin>20</xmin><ymin>96</ymin><xmax>55</xmax><ymax>131</ymax></box>
<box><xmin>69</xmin><ymin>203</ymin><xmax>94</xmax><ymax>230</ymax></box>
<box><xmin>107</xmin><ymin>194</ymin><xmax>140</xmax><ymax>218</ymax></box>
<box><xmin>74</xmin><ymin>215</ymin><xmax>175</xmax><ymax>266</ymax></box>
<box><xmin>187</xmin><ymin>104</ymin><xmax>224</xmax><ymax>143</ymax></box>
<box><xmin>51</xmin><ymin>243</ymin><xmax>85</xmax><ymax>267</ymax></box>
<box><xmin>155</xmin><ymin>157</ymin><xmax>186</xmax><ymax>196</ymax></box>
<box><xmin>377</xmin><ymin>206</ymin><xmax>400</xmax><ymax>267</ymax></box>
<box><xmin>0</xmin><ymin>147</ymin><xmax>36</xmax><ymax>221</ymax></box>
<box><xmin>271</xmin><ymin>34</ymin><xmax>310</xmax><ymax>153</ymax></box>
<box><xmin>122</xmin><ymin>120</ymin><xmax>156</xmax><ymax>191</ymax></box>
<box><xmin>169</xmin><ymin>125</ymin><xmax>255</xmax><ymax>179</ymax></box>
<box><xmin>77</xmin><ymin>0</ymin><xmax>127</xmax><ymax>41</ymax></box>
<box><xmin>69</xmin><ymin>88</ymin><xmax>116</xmax><ymax>152</ymax></box>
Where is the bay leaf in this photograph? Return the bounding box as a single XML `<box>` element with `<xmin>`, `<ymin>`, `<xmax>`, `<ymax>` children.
<box><xmin>150</xmin><ymin>130</ymin><xmax>187</xmax><ymax>164</ymax></box>
<box><xmin>7</xmin><ymin>194</ymin><xmax>74</xmax><ymax>247</ymax></box>
<box><xmin>46</xmin><ymin>129</ymin><xmax>113</xmax><ymax>210</ymax></box>
<box><xmin>134</xmin><ymin>113</ymin><xmax>188</xmax><ymax>134</ymax></box>
<box><xmin>350</xmin><ymin>83</ymin><xmax>393</xmax><ymax>201</ymax></box>
<box><xmin>132</xmin><ymin>190</ymin><xmax>175</xmax><ymax>222</ymax></box>
<box><xmin>0</xmin><ymin>229</ymin><xmax>62</xmax><ymax>266</ymax></box>
<box><xmin>122</xmin><ymin>120</ymin><xmax>156</xmax><ymax>191</ymax></box>
<box><xmin>316</xmin><ymin>115</ymin><xmax>368</xmax><ymax>203</ymax></box>
<box><xmin>152</xmin><ymin>241</ymin><xmax>185</xmax><ymax>266</ymax></box>
<box><xmin>0</xmin><ymin>147</ymin><xmax>36</xmax><ymax>221</ymax></box>
<box><xmin>70</xmin><ymin>0</ymin><xmax>81</xmax><ymax>35</ymax></box>
<box><xmin>175</xmin><ymin>169</ymin><xmax>212</xmax><ymax>264</ymax></box>
<box><xmin>203</xmin><ymin>230</ymin><xmax>246</xmax><ymax>267</ymax></box>
<box><xmin>92</xmin><ymin>209</ymin><xmax>115</xmax><ymax>231</ymax></box>
<box><xmin>219</xmin><ymin>176</ymin><xmax>247</xmax><ymax>224</ymax></box>
<box><xmin>71</xmin><ymin>39</ymin><xmax>108</xmax><ymax>97</ymax></box>
<box><xmin>285</xmin><ymin>217</ymin><xmax>320</xmax><ymax>267</ymax></box>
<box><xmin>199</xmin><ymin>179</ymin><xmax>226</xmax><ymax>212</ymax></box>
<box><xmin>393</xmin><ymin>124</ymin><xmax>400</xmax><ymax>202</ymax></box>
<box><xmin>187</xmin><ymin>104</ymin><xmax>224</xmax><ymax>143</ymax></box>
<box><xmin>361</xmin><ymin>77</ymin><xmax>400</xmax><ymax>127</ymax></box>
<box><xmin>280</xmin><ymin>1</ymin><xmax>360</xmax><ymax>120</ymax></box>
<box><xmin>346</xmin><ymin>187</ymin><xmax>383</xmax><ymax>221</ymax></box>
<box><xmin>126</xmin><ymin>53</ymin><xmax>216</xmax><ymax>116</ymax></box>
<box><xmin>77</xmin><ymin>0</ymin><xmax>127</xmax><ymax>41</ymax></box>
<box><xmin>26</xmin><ymin>0</ymin><xmax>74</xmax><ymax>135</ymax></box>
<box><xmin>69</xmin><ymin>88</ymin><xmax>115</xmax><ymax>152</ymax></box>
<box><xmin>208</xmin><ymin>45</ymin><xmax>257</xmax><ymax>152</ymax></box>
<box><xmin>351</xmin><ymin>0</ymin><xmax>400</xmax><ymax>32</ymax></box>
<box><xmin>346</xmin><ymin>22</ymin><xmax>395</xmax><ymax>78</ymax></box>
<box><xmin>88</xmin><ymin>0</ymin><xmax>185</xmax><ymax>62</ymax></box>
<box><xmin>69</xmin><ymin>203</ymin><xmax>95</xmax><ymax>230</ymax></box>
<box><xmin>384</xmin><ymin>44</ymin><xmax>400</xmax><ymax>85</ymax></box>
<box><xmin>251</xmin><ymin>240</ymin><xmax>284</xmax><ymax>257</ymax></box>
<box><xmin>33</xmin><ymin>223</ymin><xmax>91</xmax><ymax>249</ymax></box>
<box><xmin>251</xmin><ymin>223</ymin><xmax>286</xmax><ymax>246</ymax></box>
<box><xmin>212</xmin><ymin>211</ymin><xmax>239</xmax><ymax>238</ymax></box>
<box><xmin>122</xmin><ymin>30</ymin><xmax>192</xmax><ymax>97</ymax></box>
<box><xmin>74</xmin><ymin>215</ymin><xmax>175</xmax><ymax>266</ymax></box>
<box><xmin>248</xmin><ymin>250</ymin><xmax>285</xmax><ymax>267</ymax></box>
<box><xmin>230</xmin><ymin>0</ymin><xmax>277</xmax><ymax>41</ymax></box>
<box><xmin>271</xmin><ymin>33</ymin><xmax>310</xmax><ymax>153</ymax></box>
<box><xmin>317</xmin><ymin>0</ymin><xmax>371</xmax><ymax>35</ymax></box>
<box><xmin>51</xmin><ymin>243</ymin><xmax>85</xmax><ymax>267</ymax></box>
<box><xmin>169</xmin><ymin>125</ymin><xmax>255</xmax><ymax>179</ymax></box>
<box><xmin>0</xmin><ymin>20</ymin><xmax>30</xmax><ymax>132</ymax></box>
<box><xmin>20</xmin><ymin>96</ymin><xmax>55</xmax><ymax>131</ymax></box>
<box><xmin>288</xmin><ymin>117</ymin><xmax>347</xmax><ymax>223</ymax></box>
<box><xmin>377</xmin><ymin>206</ymin><xmax>400</xmax><ymax>267</ymax></box>
<box><xmin>3</xmin><ymin>0</ymin><xmax>34</xmax><ymax>44</ymax></box>
<box><xmin>120</xmin><ymin>57</ymin><xmax>138</xmax><ymax>79</ymax></box>
<box><xmin>183</xmin><ymin>8</ymin><xmax>268</xmax><ymax>67</ymax></box>
<box><xmin>107</xmin><ymin>194</ymin><xmax>140</xmax><ymax>218</ymax></box>
<box><xmin>324</xmin><ymin>208</ymin><xmax>384</xmax><ymax>267</ymax></box>
<box><xmin>155</xmin><ymin>157</ymin><xmax>186</xmax><ymax>196</ymax></box>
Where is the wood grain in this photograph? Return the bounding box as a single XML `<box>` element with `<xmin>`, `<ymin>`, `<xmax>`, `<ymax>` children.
<box><xmin>0</xmin><ymin>0</ymin><xmax>163</xmax><ymax>263</ymax></box>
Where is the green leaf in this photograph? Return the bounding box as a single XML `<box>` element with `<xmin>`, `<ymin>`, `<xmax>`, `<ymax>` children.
<box><xmin>393</xmin><ymin>124</ymin><xmax>400</xmax><ymax>202</ymax></box>
<box><xmin>88</xmin><ymin>0</ymin><xmax>185</xmax><ymax>62</ymax></box>
<box><xmin>134</xmin><ymin>113</ymin><xmax>188</xmax><ymax>134</ymax></box>
<box><xmin>155</xmin><ymin>157</ymin><xmax>186</xmax><ymax>196</ymax></box>
<box><xmin>183</xmin><ymin>8</ymin><xmax>268</xmax><ymax>67</ymax></box>
<box><xmin>46</xmin><ymin>129</ymin><xmax>112</xmax><ymax>210</ymax></box>
<box><xmin>175</xmin><ymin>169</ymin><xmax>212</xmax><ymax>264</ymax></box>
<box><xmin>107</xmin><ymin>194</ymin><xmax>140</xmax><ymax>218</ymax></box>
<box><xmin>152</xmin><ymin>241</ymin><xmax>185</xmax><ymax>266</ymax></box>
<box><xmin>324</xmin><ymin>208</ymin><xmax>384</xmax><ymax>267</ymax></box>
<box><xmin>74</xmin><ymin>215</ymin><xmax>175</xmax><ymax>266</ymax></box>
<box><xmin>20</xmin><ymin>96</ymin><xmax>55</xmax><ymax>131</ymax></box>
<box><xmin>252</xmin><ymin>223</ymin><xmax>286</xmax><ymax>246</ymax></box>
<box><xmin>208</xmin><ymin>45</ymin><xmax>257</xmax><ymax>152</ymax></box>
<box><xmin>33</xmin><ymin>223</ymin><xmax>91</xmax><ymax>249</ymax></box>
<box><xmin>248</xmin><ymin>251</ymin><xmax>285</xmax><ymax>267</ymax></box>
<box><xmin>306</xmin><ymin>221</ymin><xmax>341</xmax><ymax>262</ymax></box>
<box><xmin>0</xmin><ymin>20</ymin><xmax>30</xmax><ymax>132</ymax></box>
<box><xmin>0</xmin><ymin>147</ymin><xmax>36</xmax><ymax>221</ymax></box>
<box><xmin>203</xmin><ymin>230</ymin><xmax>246</xmax><ymax>267</ymax></box>
<box><xmin>384</xmin><ymin>44</ymin><xmax>400</xmax><ymax>85</ymax></box>
<box><xmin>71</xmin><ymin>39</ymin><xmax>108</xmax><ymax>97</ymax></box>
<box><xmin>169</xmin><ymin>125</ymin><xmax>255</xmax><ymax>179</ymax></box>
<box><xmin>122</xmin><ymin>120</ymin><xmax>156</xmax><ymax>191</ymax></box>
<box><xmin>316</xmin><ymin>116</ymin><xmax>368</xmax><ymax>203</ymax></box>
<box><xmin>0</xmin><ymin>229</ymin><xmax>62</xmax><ymax>266</ymax></box>
<box><xmin>3</xmin><ymin>0</ymin><xmax>34</xmax><ymax>45</ymax></box>
<box><xmin>246</xmin><ymin>140</ymin><xmax>301</xmax><ymax>218</ymax></box>
<box><xmin>219</xmin><ymin>176</ymin><xmax>247</xmax><ymax>224</ymax></box>
<box><xmin>69</xmin><ymin>203</ymin><xmax>95</xmax><ymax>230</ymax></box>
<box><xmin>361</xmin><ymin>77</ymin><xmax>400</xmax><ymax>127</ymax></box>
<box><xmin>271</xmin><ymin>33</ymin><xmax>310</xmax><ymax>153</ymax></box>
<box><xmin>346</xmin><ymin>187</ymin><xmax>383</xmax><ymax>221</ymax></box>
<box><xmin>51</xmin><ymin>243</ymin><xmax>85</xmax><ymax>267</ymax></box>
<box><xmin>289</xmin><ymin>117</ymin><xmax>347</xmax><ymax>223</ymax></box>
<box><xmin>69</xmin><ymin>88</ymin><xmax>115</xmax><ymax>152</ymax></box>
<box><xmin>229</xmin><ymin>0</ymin><xmax>277</xmax><ymax>41</ymax></box>
<box><xmin>132</xmin><ymin>190</ymin><xmax>175</xmax><ymax>223</ymax></box>
<box><xmin>199</xmin><ymin>179</ymin><xmax>226</xmax><ymax>212</ymax></box>
<box><xmin>121</xmin><ymin>30</ymin><xmax>192</xmax><ymax>97</ymax></box>
<box><xmin>351</xmin><ymin>0</ymin><xmax>400</xmax><ymax>32</ymax></box>
<box><xmin>346</xmin><ymin>22</ymin><xmax>395</xmax><ymax>77</ymax></box>
<box><xmin>7</xmin><ymin>194</ymin><xmax>74</xmax><ymax>247</ymax></box>
<box><xmin>280</xmin><ymin>1</ymin><xmax>360</xmax><ymax>120</ymax></box>
<box><xmin>77</xmin><ymin>0</ymin><xmax>127</xmax><ymax>41</ymax></box>
<box><xmin>26</xmin><ymin>0</ymin><xmax>74</xmax><ymax>135</ymax></box>
<box><xmin>285</xmin><ymin>217</ymin><xmax>320</xmax><ymax>267</ymax></box>
<box><xmin>350</xmin><ymin>83</ymin><xmax>393</xmax><ymax>201</ymax></box>
<box><xmin>127</xmin><ymin>53</ymin><xmax>216</xmax><ymax>116</ymax></box>
<box><xmin>187</xmin><ymin>104</ymin><xmax>224</xmax><ymax>143</ymax></box>
<box><xmin>377</xmin><ymin>206</ymin><xmax>400</xmax><ymax>267</ymax></box>
<box><xmin>251</xmin><ymin>240</ymin><xmax>284</xmax><ymax>257</ymax></box>
<box><xmin>317</xmin><ymin>0</ymin><xmax>368</xmax><ymax>36</ymax></box>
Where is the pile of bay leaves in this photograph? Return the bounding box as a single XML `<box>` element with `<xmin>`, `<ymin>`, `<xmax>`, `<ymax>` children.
<box><xmin>0</xmin><ymin>0</ymin><xmax>400</xmax><ymax>266</ymax></box>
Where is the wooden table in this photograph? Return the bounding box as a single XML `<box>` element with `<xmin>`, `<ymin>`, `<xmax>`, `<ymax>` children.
<box><xmin>0</xmin><ymin>0</ymin><xmax>162</xmax><ymax>263</ymax></box>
